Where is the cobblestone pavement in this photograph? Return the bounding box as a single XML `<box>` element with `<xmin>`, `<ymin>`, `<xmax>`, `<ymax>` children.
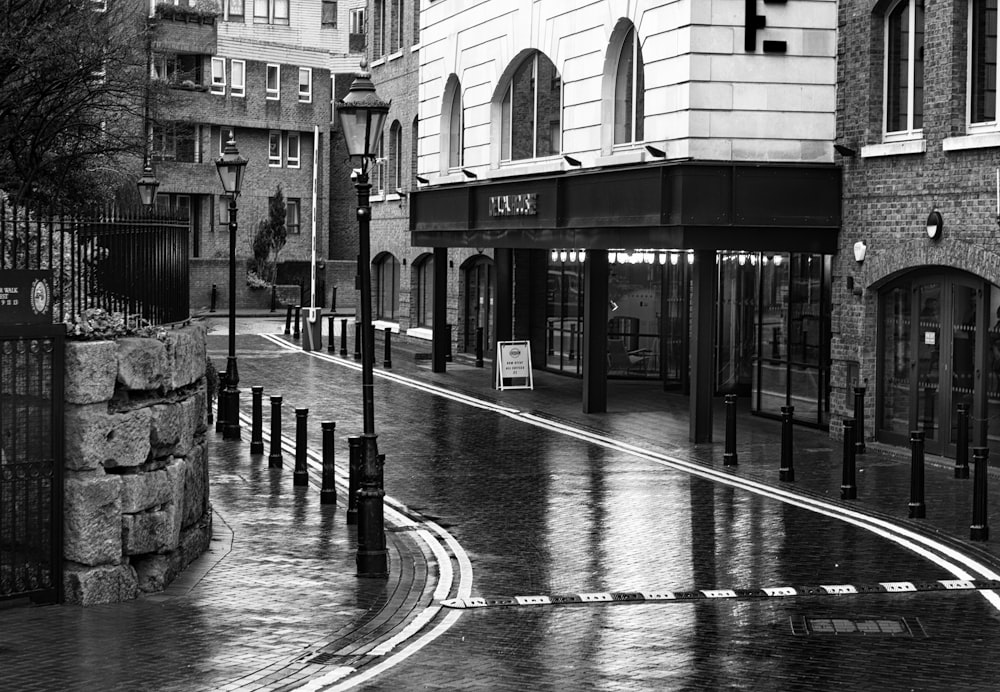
<box><xmin>3</xmin><ymin>314</ymin><xmax>1000</xmax><ymax>692</ymax></box>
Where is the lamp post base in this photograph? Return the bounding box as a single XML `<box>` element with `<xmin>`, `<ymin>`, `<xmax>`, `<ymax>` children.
<box><xmin>222</xmin><ymin>356</ymin><xmax>241</xmax><ymax>440</ymax></box>
<box><xmin>356</xmin><ymin>434</ymin><xmax>387</xmax><ymax>578</ymax></box>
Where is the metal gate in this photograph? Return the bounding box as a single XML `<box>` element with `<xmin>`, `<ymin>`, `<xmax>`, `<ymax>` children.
<box><xmin>0</xmin><ymin>324</ymin><xmax>64</xmax><ymax>603</ymax></box>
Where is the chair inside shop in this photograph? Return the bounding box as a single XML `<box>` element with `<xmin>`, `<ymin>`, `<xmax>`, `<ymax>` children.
<box><xmin>607</xmin><ymin>338</ymin><xmax>649</xmax><ymax>375</ymax></box>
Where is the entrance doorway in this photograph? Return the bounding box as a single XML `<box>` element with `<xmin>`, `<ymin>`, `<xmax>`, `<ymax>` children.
<box><xmin>464</xmin><ymin>256</ymin><xmax>494</xmax><ymax>356</ymax></box>
<box><xmin>877</xmin><ymin>272</ymin><xmax>988</xmax><ymax>457</ymax></box>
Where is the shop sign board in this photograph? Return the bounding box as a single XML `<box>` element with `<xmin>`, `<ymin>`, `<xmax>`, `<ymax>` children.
<box><xmin>0</xmin><ymin>270</ymin><xmax>53</xmax><ymax>326</ymax></box>
<box><xmin>495</xmin><ymin>340</ymin><xmax>533</xmax><ymax>391</ymax></box>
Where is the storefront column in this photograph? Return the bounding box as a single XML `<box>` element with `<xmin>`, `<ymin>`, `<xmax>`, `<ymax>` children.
<box><xmin>690</xmin><ymin>249</ymin><xmax>715</xmax><ymax>442</ymax></box>
<box><xmin>495</xmin><ymin>248</ymin><xmax>513</xmax><ymax>344</ymax></box>
<box><xmin>431</xmin><ymin>246</ymin><xmax>448</xmax><ymax>373</ymax></box>
<box><xmin>583</xmin><ymin>249</ymin><xmax>609</xmax><ymax>413</ymax></box>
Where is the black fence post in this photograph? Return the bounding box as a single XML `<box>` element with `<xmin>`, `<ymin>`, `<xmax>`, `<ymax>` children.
<box><xmin>250</xmin><ymin>386</ymin><xmax>264</xmax><ymax>455</ymax></box>
<box><xmin>841</xmin><ymin>418</ymin><xmax>857</xmax><ymax>500</ymax></box>
<box><xmin>445</xmin><ymin>324</ymin><xmax>453</xmax><ymax>362</ymax></box>
<box><xmin>853</xmin><ymin>386</ymin><xmax>866</xmax><ymax>454</ymax></box>
<box><xmin>779</xmin><ymin>405</ymin><xmax>795</xmax><ymax>481</ymax></box>
<box><xmin>210</xmin><ymin>284</ymin><xmax>217</xmax><ymax>312</ymax></box>
<box><xmin>321</xmin><ymin>421</ymin><xmax>337</xmax><ymax>506</ymax></box>
<box><xmin>347</xmin><ymin>435</ymin><xmax>362</xmax><ymax>525</ymax></box>
<box><xmin>294</xmin><ymin>408</ymin><xmax>309</xmax><ymax>486</ymax></box>
<box><xmin>330</xmin><ymin>285</ymin><xmax>337</xmax><ymax>313</ymax></box>
<box><xmin>293</xmin><ymin>305</ymin><xmax>301</xmax><ymax>340</ymax></box>
<box><xmin>354</xmin><ymin>322</ymin><xmax>362</xmax><ymax>361</ymax></box>
<box><xmin>270</xmin><ymin>283</ymin><xmax>276</xmax><ymax>313</ymax></box>
<box><xmin>955</xmin><ymin>403</ymin><xmax>970</xmax><ymax>479</ymax></box>
<box><xmin>328</xmin><ymin>315</ymin><xmax>337</xmax><ymax>353</ymax></box>
<box><xmin>475</xmin><ymin>326</ymin><xmax>484</xmax><ymax>368</ymax></box>
<box><xmin>547</xmin><ymin>324</ymin><xmax>555</xmax><ymax>356</ymax></box>
<box><xmin>971</xmin><ymin>446</ymin><xmax>989</xmax><ymax>541</ymax></box>
<box><xmin>723</xmin><ymin>394</ymin><xmax>738</xmax><ymax>467</ymax></box>
<box><xmin>340</xmin><ymin>318</ymin><xmax>348</xmax><ymax>357</ymax></box>
<box><xmin>909</xmin><ymin>430</ymin><xmax>926</xmax><ymax>518</ymax></box>
<box><xmin>284</xmin><ymin>305</ymin><xmax>293</xmax><ymax>335</ymax></box>
<box><xmin>383</xmin><ymin>327</ymin><xmax>392</xmax><ymax>368</ymax></box>
<box><xmin>268</xmin><ymin>395</ymin><xmax>283</xmax><ymax>468</ymax></box>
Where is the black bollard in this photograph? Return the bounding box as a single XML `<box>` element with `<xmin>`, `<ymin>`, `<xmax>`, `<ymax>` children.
<box><xmin>354</xmin><ymin>322</ymin><xmax>362</xmax><ymax>361</ymax></box>
<box><xmin>446</xmin><ymin>324</ymin><xmax>453</xmax><ymax>362</ymax></box>
<box><xmin>383</xmin><ymin>327</ymin><xmax>392</xmax><ymax>368</ymax></box>
<box><xmin>971</xmin><ymin>446</ymin><xmax>989</xmax><ymax>541</ymax></box>
<box><xmin>853</xmin><ymin>386</ymin><xmax>866</xmax><ymax>454</ymax></box>
<box><xmin>475</xmin><ymin>326</ymin><xmax>484</xmax><ymax>368</ymax></box>
<box><xmin>321</xmin><ymin>421</ymin><xmax>337</xmax><ymax>505</ymax></box>
<box><xmin>250</xmin><ymin>386</ymin><xmax>264</xmax><ymax>455</ymax></box>
<box><xmin>347</xmin><ymin>435</ymin><xmax>362</xmax><ymax>525</ymax></box>
<box><xmin>216</xmin><ymin>377</ymin><xmax>226</xmax><ymax>433</ymax></box>
<box><xmin>328</xmin><ymin>315</ymin><xmax>337</xmax><ymax>353</ymax></box>
<box><xmin>723</xmin><ymin>394</ymin><xmax>738</xmax><ymax>467</ymax></box>
<box><xmin>340</xmin><ymin>318</ymin><xmax>348</xmax><ymax>357</ymax></box>
<box><xmin>841</xmin><ymin>418</ymin><xmax>857</xmax><ymax>500</ymax></box>
<box><xmin>779</xmin><ymin>405</ymin><xmax>795</xmax><ymax>481</ymax></box>
<box><xmin>270</xmin><ymin>283</ymin><xmax>276</xmax><ymax>313</ymax></box>
<box><xmin>955</xmin><ymin>403</ymin><xmax>970</xmax><ymax>479</ymax></box>
<box><xmin>293</xmin><ymin>306</ymin><xmax>301</xmax><ymax>340</ymax></box>
<box><xmin>569</xmin><ymin>323</ymin><xmax>577</xmax><ymax>360</ymax></box>
<box><xmin>284</xmin><ymin>304</ymin><xmax>293</xmax><ymax>335</ymax></box>
<box><xmin>908</xmin><ymin>430</ymin><xmax>926</xmax><ymax>518</ymax></box>
<box><xmin>294</xmin><ymin>408</ymin><xmax>309</xmax><ymax>486</ymax></box>
<box><xmin>210</xmin><ymin>284</ymin><xmax>217</xmax><ymax>312</ymax></box>
<box><xmin>268</xmin><ymin>395</ymin><xmax>283</xmax><ymax>468</ymax></box>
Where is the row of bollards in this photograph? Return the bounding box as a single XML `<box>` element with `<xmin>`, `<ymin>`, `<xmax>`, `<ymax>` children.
<box><xmin>721</xmin><ymin>386</ymin><xmax>990</xmax><ymax>541</ymax></box>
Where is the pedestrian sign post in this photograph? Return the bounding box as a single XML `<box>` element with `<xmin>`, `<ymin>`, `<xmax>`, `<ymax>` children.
<box><xmin>495</xmin><ymin>340</ymin><xmax>533</xmax><ymax>391</ymax></box>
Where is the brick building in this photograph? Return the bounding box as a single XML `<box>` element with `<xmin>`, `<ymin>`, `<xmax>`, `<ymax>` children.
<box><xmin>147</xmin><ymin>0</ymin><xmax>366</xmax><ymax>310</ymax></box>
<box><xmin>835</xmin><ymin>0</ymin><xmax>1000</xmax><ymax>459</ymax></box>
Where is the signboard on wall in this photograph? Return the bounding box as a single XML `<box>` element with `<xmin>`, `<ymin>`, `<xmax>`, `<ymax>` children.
<box><xmin>0</xmin><ymin>270</ymin><xmax>53</xmax><ymax>326</ymax></box>
<box><xmin>495</xmin><ymin>340</ymin><xmax>533</xmax><ymax>391</ymax></box>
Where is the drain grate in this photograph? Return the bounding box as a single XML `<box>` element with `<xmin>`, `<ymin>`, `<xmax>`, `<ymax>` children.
<box><xmin>790</xmin><ymin>615</ymin><xmax>927</xmax><ymax>637</ymax></box>
<box><xmin>302</xmin><ymin>652</ymin><xmax>357</xmax><ymax>666</ymax></box>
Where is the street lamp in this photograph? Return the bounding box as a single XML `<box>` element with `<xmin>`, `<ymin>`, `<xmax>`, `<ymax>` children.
<box><xmin>336</xmin><ymin>62</ymin><xmax>390</xmax><ymax>578</ymax></box>
<box><xmin>214</xmin><ymin>131</ymin><xmax>249</xmax><ymax>441</ymax></box>
<box><xmin>136</xmin><ymin>159</ymin><xmax>159</xmax><ymax>210</ymax></box>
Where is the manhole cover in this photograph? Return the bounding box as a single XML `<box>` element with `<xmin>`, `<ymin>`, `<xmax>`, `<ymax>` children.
<box><xmin>790</xmin><ymin>615</ymin><xmax>926</xmax><ymax>637</ymax></box>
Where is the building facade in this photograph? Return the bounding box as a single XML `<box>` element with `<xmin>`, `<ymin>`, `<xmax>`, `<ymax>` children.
<box><xmin>836</xmin><ymin>0</ymin><xmax>1000</xmax><ymax>460</ymax></box>
<box><xmin>148</xmin><ymin>0</ymin><xmax>366</xmax><ymax>308</ymax></box>
<box><xmin>404</xmin><ymin>0</ymin><xmax>841</xmax><ymax>442</ymax></box>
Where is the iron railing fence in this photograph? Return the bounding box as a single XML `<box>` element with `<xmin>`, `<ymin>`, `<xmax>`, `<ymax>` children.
<box><xmin>1</xmin><ymin>200</ymin><xmax>189</xmax><ymax>326</ymax></box>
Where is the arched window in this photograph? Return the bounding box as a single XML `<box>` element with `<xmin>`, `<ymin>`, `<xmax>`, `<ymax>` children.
<box><xmin>388</xmin><ymin>120</ymin><xmax>402</xmax><ymax>192</ymax></box>
<box><xmin>374</xmin><ymin>253</ymin><xmax>399</xmax><ymax>320</ymax></box>
<box><xmin>884</xmin><ymin>0</ymin><xmax>924</xmax><ymax>137</ymax></box>
<box><xmin>371</xmin><ymin>137</ymin><xmax>385</xmax><ymax>196</ymax></box>
<box><xmin>500</xmin><ymin>52</ymin><xmax>561</xmax><ymax>162</ymax></box>
<box><xmin>442</xmin><ymin>75</ymin><xmax>463</xmax><ymax>169</ymax></box>
<box><xmin>414</xmin><ymin>254</ymin><xmax>434</xmax><ymax>327</ymax></box>
<box><xmin>613</xmin><ymin>24</ymin><xmax>644</xmax><ymax>145</ymax></box>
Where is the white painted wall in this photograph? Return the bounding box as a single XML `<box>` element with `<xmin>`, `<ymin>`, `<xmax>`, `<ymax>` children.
<box><xmin>417</xmin><ymin>0</ymin><xmax>836</xmax><ymax>180</ymax></box>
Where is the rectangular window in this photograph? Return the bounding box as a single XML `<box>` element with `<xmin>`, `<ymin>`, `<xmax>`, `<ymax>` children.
<box><xmin>254</xmin><ymin>0</ymin><xmax>268</xmax><ymax>22</ymax></box>
<box><xmin>322</xmin><ymin>0</ymin><xmax>337</xmax><ymax>26</ymax></box>
<box><xmin>390</xmin><ymin>0</ymin><xmax>402</xmax><ymax>54</ymax></box>
<box><xmin>298</xmin><ymin>67</ymin><xmax>312</xmax><ymax>102</ymax></box>
<box><xmin>211</xmin><ymin>57</ymin><xmax>226</xmax><ymax>94</ymax></box>
<box><xmin>228</xmin><ymin>0</ymin><xmax>244</xmax><ymax>18</ymax></box>
<box><xmin>273</xmin><ymin>0</ymin><xmax>288</xmax><ymax>24</ymax></box>
<box><xmin>152</xmin><ymin>122</ymin><xmax>198</xmax><ymax>163</ymax></box>
<box><xmin>350</xmin><ymin>8</ymin><xmax>364</xmax><ymax>33</ymax></box>
<box><xmin>230</xmin><ymin>59</ymin><xmax>245</xmax><ymax>97</ymax></box>
<box><xmin>266</xmin><ymin>64</ymin><xmax>280</xmax><ymax>100</ymax></box>
<box><xmin>286</xmin><ymin>199</ymin><xmax>301</xmax><ymax>234</ymax></box>
<box><xmin>372</xmin><ymin>140</ymin><xmax>385</xmax><ymax>195</ymax></box>
<box><xmin>269</xmin><ymin>131</ymin><xmax>282</xmax><ymax>166</ymax></box>
<box><xmin>373</xmin><ymin>0</ymin><xmax>385</xmax><ymax>57</ymax></box>
<box><xmin>971</xmin><ymin>0</ymin><xmax>999</xmax><ymax>126</ymax></box>
<box><xmin>287</xmin><ymin>132</ymin><xmax>300</xmax><ymax>167</ymax></box>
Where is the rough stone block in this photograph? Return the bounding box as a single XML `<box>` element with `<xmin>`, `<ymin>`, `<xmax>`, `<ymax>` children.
<box><xmin>122</xmin><ymin>510</ymin><xmax>173</xmax><ymax>555</ymax></box>
<box><xmin>64</xmin><ymin>473</ymin><xmax>123</xmax><ymax>566</ymax></box>
<box><xmin>165</xmin><ymin>323</ymin><xmax>207</xmax><ymax>390</ymax></box>
<box><xmin>65</xmin><ymin>404</ymin><xmax>152</xmax><ymax>470</ymax></box>
<box><xmin>132</xmin><ymin>511</ymin><xmax>211</xmax><ymax>594</ymax></box>
<box><xmin>117</xmin><ymin>337</ymin><xmax>168</xmax><ymax>391</ymax></box>
<box><xmin>166</xmin><ymin>458</ymin><xmax>187</xmax><ymax>548</ymax></box>
<box><xmin>119</xmin><ymin>468</ymin><xmax>173</xmax><ymax>513</ymax></box>
<box><xmin>172</xmin><ymin>396</ymin><xmax>198</xmax><ymax>458</ymax></box>
<box><xmin>63</xmin><ymin>562</ymin><xmax>138</xmax><ymax>606</ymax></box>
<box><xmin>150</xmin><ymin>402</ymin><xmax>183</xmax><ymax>458</ymax></box>
<box><xmin>64</xmin><ymin>341</ymin><xmax>117</xmax><ymax>404</ymax></box>
<box><xmin>181</xmin><ymin>442</ymin><xmax>208</xmax><ymax>529</ymax></box>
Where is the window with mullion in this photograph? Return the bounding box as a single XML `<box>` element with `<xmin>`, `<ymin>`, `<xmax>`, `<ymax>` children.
<box><xmin>614</xmin><ymin>26</ymin><xmax>645</xmax><ymax>145</ymax></box>
<box><xmin>884</xmin><ymin>0</ymin><xmax>924</xmax><ymax>138</ymax></box>
<box><xmin>501</xmin><ymin>53</ymin><xmax>561</xmax><ymax>162</ymax></box>
<box><xmin>971</xmin><ymin>0</ymin><xmax>999</xmax><ymax>126</ymax></box>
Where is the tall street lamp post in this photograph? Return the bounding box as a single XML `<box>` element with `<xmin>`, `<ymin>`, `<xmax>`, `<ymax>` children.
<box><xmin>336</xmin><ymin>63</ymin><xmax>391</xmax><ymax>578</ymax></box>
<box><xmin>215</xmin><ymin>132</ymin><xmax>249</xmax><ymax>441</ymax></box>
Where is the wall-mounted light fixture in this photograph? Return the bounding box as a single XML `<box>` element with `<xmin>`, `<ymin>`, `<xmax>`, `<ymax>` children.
<box><xmin>834</xmin><ymin>143</ymin><xmax>857</xmax><ymax>158</ymax></box>
<box><xmin>563</xmin><ymin>155</ymin><xmax>582</xmax><ymax>167</ymax></box>
<box><xmin>853</xmin><ymin>240</ymin><xmax>867</xmax><ymax>264</ymax></box>
<box><xmin>415</xmin><ymin>175</ymin><xmax>429</xmax><ymax>185</ymax></box>
<box><xmin>645</xmin><ymin>144</ymin><xmax>666</xmax><ymax>158</ymax></box>
<box><xmin>926</xmin><ymin>208</ymin><xmax>943</xmax><ymax>240</ymax></box>
<box><xmin>461</xmin><ymin>168</ymin><xmax>477</xmax><ymax>179</ymax></box>
<box><xmin>395</xmin><ymin>187</ymin><xmax>408</xmax><ymax>198</ymax></box>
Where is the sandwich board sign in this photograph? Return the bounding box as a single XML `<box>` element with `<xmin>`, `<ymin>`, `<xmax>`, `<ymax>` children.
<box><xmin>495</xmin><ymin>340</ymin><xmax>533</xmax><ymax>390</ymax></box>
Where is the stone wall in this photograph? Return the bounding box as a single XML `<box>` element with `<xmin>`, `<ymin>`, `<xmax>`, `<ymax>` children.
<box><xmin>62</xmin><ymin>323</ymin><xmax>211</xmax><ymax>605</ymax></box>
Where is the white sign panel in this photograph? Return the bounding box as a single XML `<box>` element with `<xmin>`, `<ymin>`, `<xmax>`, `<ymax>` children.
<box><xmin>495</xmin><ymin>341</ymin><xmax>533</xmax><ymax>391</ymax></box>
